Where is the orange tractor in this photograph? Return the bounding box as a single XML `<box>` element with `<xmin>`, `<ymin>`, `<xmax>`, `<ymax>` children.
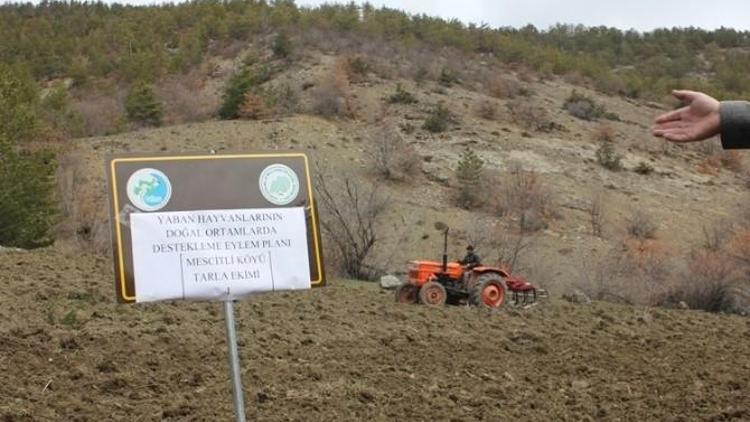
<box><xmin>395</xmin><ymin>223</ymin><xmax>538</xmax><ymax>308</ymax></box>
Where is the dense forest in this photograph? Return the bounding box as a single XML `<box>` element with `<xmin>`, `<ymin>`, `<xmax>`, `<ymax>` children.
<box><xmin>1</xmin><ymin>0</ymin><xmax>750</xmax><ymax>100</ymax></box>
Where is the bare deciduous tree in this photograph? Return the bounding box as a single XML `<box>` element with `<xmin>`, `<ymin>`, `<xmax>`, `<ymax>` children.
<box><xmin>369</xmin><ymin>122</ymin><xmax>419</xmax><ymax>181</ymax></box>
<box><xmin>461</xmin><ymin>218</ymin><xmax>535</xmax><ymax>274</ymax></box>
<box><xmin>493</xmin><ymin>163</ymin><xmax>554</xmax><ymax>233</ymax></box>
<box><xmin>702</xmin><ymin>222</ymin><xmax>732</xmax><ymax>252</ymax></box>
<box><xmin>314</xmin><ymin>167</ymin><xmax>387</xmax><ymax>280</ymax></box>
<box><xmin>589</xmin><ymin>191</ymin><xmax>605</xmax><ymax>237</ymax></box>
<box><xmin>494</xmin><ymin>227</ymin><xmax>534</xmax><ymax>273</ymax></box>
<box><xmin>462</xmin><ymin>218</ymin><xmax>497</xmax><ymax>254</ymax></box>
<box><xmin>506</xmin><ymin>98</ymin><xmax>555</xmax><ymax>132</ymax></box>
<box><xmin>57</xmin><ymin>153</ymin><xmax>110</xmax><ymax>253</ymax></box>
<box><xmin>625</xmin><ymin>209</ymin><xmax>658</xmax><ymax>240</ymax></box>
<box><xmin>311</xmin><ymin>71</ymin><xmax>351</xmax><ymax>118</ymax></box>
<box><xmin>649</xmin><ymin>248</ymin><xmax>745</xmax><ymax>313</ymax></box>
<box><xmin>575</xmin><ymin>252</ymin><xmax>633</xmax><ymax>304</ymax></box>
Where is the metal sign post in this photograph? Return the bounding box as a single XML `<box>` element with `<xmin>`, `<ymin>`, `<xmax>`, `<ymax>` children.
<box><xmin>105</xmin><ymin>152</ymin><xmax>327</xmax><ymax>420</ymax></box>
<box><xmin>223</xmin><ymin>299</ymin><xmax>247</xmax><ymax>422</ymax></box>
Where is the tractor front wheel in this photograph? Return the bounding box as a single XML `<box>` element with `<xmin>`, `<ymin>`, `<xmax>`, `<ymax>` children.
<box><xmin>395</xmin><ymin>284</ymin><xmax>418</xmax><ymax>304</ymax></box>
<box><xmin>419</xmin><ymin>281</ymin><xmax>447</xmax><ymax>306</ymax></box>
<box><xmin>470</xmin><ymin>274</ymin><xmax>506</xmax><ymax>308</ymax></box>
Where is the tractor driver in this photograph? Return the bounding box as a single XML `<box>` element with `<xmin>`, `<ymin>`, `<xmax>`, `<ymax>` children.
<box><xmin>459</xmin><ymin>245</ymin><xmax>481</xmax><ymax>269</ymax></box>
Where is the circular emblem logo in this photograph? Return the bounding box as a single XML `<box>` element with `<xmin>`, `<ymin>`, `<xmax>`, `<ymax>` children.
<box><xmin>126</xmin><ymin>168</ymin><xmax>172</xmax><ymax>212</ymax></box>
<box><xmin>259</xmin><ymin>164</ymin><xmax>300</xmax><ymax>206</ymax></box>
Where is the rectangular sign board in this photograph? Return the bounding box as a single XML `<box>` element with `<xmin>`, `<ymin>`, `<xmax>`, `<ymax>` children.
<box><xmin>105</xmin><ymin>152</ymin><xmax>325</xmax><ymax>303</ymax></box>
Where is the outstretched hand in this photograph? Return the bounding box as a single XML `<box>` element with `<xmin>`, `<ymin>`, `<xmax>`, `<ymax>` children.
<box><xmin>651</xmin><ymin>90</ymin><xmax>721</xmax><ymax>143</ymax></box>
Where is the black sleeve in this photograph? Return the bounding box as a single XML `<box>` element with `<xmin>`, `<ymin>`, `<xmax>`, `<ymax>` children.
<box><xmin>720</xmin><ymin>101</ymin><xmax>750</xmax><ymax>149</ymax></box>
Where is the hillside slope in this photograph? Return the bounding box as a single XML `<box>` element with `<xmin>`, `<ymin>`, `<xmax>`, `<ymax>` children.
<box><xmin>59</xmin><ymin>54</ymin><xmax>750</xmax><ymax>301</ymax></box>
<box><xmin>0</xmin><ymin>247</ymin><xmax>748</xmax><ymax>421</ymax></box>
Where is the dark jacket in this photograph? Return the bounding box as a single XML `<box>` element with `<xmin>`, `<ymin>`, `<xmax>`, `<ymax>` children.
<box><xmin>460</xmin><ymin>251</ymin><xmax>481</xmax><ymax>267</ymax></box>
<box><xmin>720</xmin><ymin>101</ymin><xmax>750</xmax><ymax>149</ymax></box>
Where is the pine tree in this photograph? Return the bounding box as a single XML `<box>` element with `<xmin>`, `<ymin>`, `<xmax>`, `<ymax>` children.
<box><xmin>455</xmin><ymin>147</ymin><xmax>484</xmax><ymax>208</ymax></box>
<box><xmin>219</xmin><ymin>65</ymin><xmax>272</xmax><ymax>120</ymax></box>
<box><xmin>422</xmin><ymin>103</ymin><xmax>456</xmax><ymax>133</ymax></box>
<box><xmin>0</xmin><ymin>64</ymin><xmax>57</xmax><ymax>248</ymax></box>
<box><xmin>125</xmin><ymin>82</ymin><xmax>163</xmax><ymax>126</ymax></box>
<box><xmin>0</xmin><ymin>65</ymin><xmax>38</xmax><ymax>148</ymax></box>
<box><xmin>41</xmin><ymin>86</ymin><xmax>84</xmax><ymax>138</ymax></box>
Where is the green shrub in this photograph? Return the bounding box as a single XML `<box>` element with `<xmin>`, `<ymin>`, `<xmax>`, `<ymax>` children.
<box><xmin>272</xmin><ymin>32</ymin><xmax>292</xmax><ymax>58</ymax></box>
<box><xmin>219</xmin><ymin>65</ymin><xmax>272</xmax><ymax>120</ymax></box>
<box><xmin>438</xmin><ymin>67</ymin><xmax>459</xmax><ymax>87</ymax></box>
<box><xmin>125</xmin><ymin>82</ymin><xmax>163</xmax><ymax>126</ymax></box>
<box><xmin>387</xmin><ymin>83</ymin><xmax>418</xmax><ymax>104</ymax></box>
<box><xmin>595</xmin><ymin>142</ymin><xmax>623</xmax><ymax>171</ymax></box>
<box><xmin>60</xmin><ymin>309</ymin><xmax>79</xmax><ymax>327</ymax></box>
<box><xmin>347</xmin><ymin>56</ymin><xmax>369</xmax><ymax>76</ymax></box>
<box><xmin>564</xmin><ymin>90</ymin><xmax>608</xmax><ymax>121</ymax></box>
<box><xmin>634</xmin><ymin>161</ymin><xmax>654</xmax><ymax>175</ymax></box>
<box><xmin>603</xmin><ymin>111</ymin><xmax>621</xmax><ymax>121</ymax></box>
<box><xmin>423</xmin><ymin>103</ymin><xmax>456</xmax><ymax>133</ymax></box>
<box><xmin>220</xmin><ymin>67</ymin><xmax>254</xmax><ymax>119</ymax></box>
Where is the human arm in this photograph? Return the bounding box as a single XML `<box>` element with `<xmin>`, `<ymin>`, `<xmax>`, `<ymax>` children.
<box><xmin>720</xmin><ymin>101</ymin><xmax>750</xmax><ymax>149</ymax></box>
<box><xmin>651</xmin><ymin>90</ymin><xmax>720</xmax><ymax>143</ymax></box>
<box><xmin>651</xmin><ymin>90</ymin><xmax>750</xmax><ymax>149</ymax></box>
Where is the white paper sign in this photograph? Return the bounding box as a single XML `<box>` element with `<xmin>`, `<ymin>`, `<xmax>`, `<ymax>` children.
<box><xmin>130</xmin><ymin>207</ymin><xmax>311</xmax><ymax>303</ymax></box>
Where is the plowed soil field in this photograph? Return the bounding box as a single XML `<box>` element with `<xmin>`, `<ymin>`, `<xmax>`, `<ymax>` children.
<box><xmin>1</xmin><ymin>247</ymin><xmax>749</xmax><ymax>421</ymax></box>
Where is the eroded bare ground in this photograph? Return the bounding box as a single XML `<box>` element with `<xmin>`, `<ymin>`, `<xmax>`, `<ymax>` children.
<box><xmin>1</xmin><ymin>247</ymin><xmax>748</xmax><ymax>421</ymax></box>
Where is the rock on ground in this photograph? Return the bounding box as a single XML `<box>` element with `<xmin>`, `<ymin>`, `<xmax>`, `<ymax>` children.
<box><xmin>379</xmin><ymin>274</ymin><xmax>402</xmax><ymax>290</ymax></box>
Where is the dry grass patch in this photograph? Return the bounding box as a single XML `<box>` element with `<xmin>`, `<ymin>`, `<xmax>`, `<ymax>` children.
<box><xmin>491</xmin><ymin>165</ymin><xmax>555</xmax><ymax>232</ymax></box>
<box><xmin>73</xmin><ymin>92</ymin><xmax>126</xmax><ymax>136</ymax></box>
<box><xmin>56</xmin><ymin>153</ymin><xmax>109</xmax><ymax>253</ymax></box>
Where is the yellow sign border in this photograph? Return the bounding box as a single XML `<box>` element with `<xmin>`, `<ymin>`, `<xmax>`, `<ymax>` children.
<box><xmin>110</xmin><ymin>153</ymin><xmax>324</xmax><ymax>302</ymax></box>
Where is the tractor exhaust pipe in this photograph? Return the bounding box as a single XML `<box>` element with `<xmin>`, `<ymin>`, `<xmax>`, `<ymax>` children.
<box><xmin>442</xmin><ymin>227</ymin><xmax>449</xmax><ymax>272</ymax></box>
<box><xmin>434</xmin><ymin>222</ymin><xmax>449</xmax><ymax>273</ymax></box>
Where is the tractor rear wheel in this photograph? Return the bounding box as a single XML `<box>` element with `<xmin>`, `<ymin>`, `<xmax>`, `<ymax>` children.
<box><xmin>470</xmin><ymin>274</ymin><xmax>506</xmax><ymax>308</ymax></box>
<box><xmin>395</xmin><ymin>284</ymin><xmax>418</xmax><ymax>304</ymax></box>
<box><xmin>419</xmin><ymin>281</ymin><xmax>447</xmax><ymax>306</ymax></box>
